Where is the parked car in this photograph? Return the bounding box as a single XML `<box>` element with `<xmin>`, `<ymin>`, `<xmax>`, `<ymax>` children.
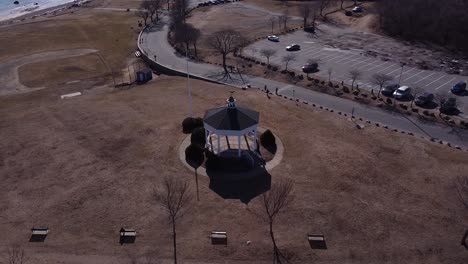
<box><xmin>286</xmin><ymin>44</ymin><xmax>300</xmax><ymax>51</ymax></box>
<box><xmin>414</xmin><ymin>92</ymin><xmax>434</xmax><ymax>106</ymax></box>
<box><xmin>352</xmin><ymin>6</ymin><xmax>363</xmax><ymax>12</ymax></box>
<box><xmin>381</xmin><ymin>83</ymin><xmax>399</xmax><ymax>97</ymax></box>
<box><xmin>302</xmin><ymin>63</ymin><xmax>318</xmax><ymax>74</ymax></box>
<box><xmin>267</xmin><ymin>35</ymin><xmax>279</xmax><ymax>42</ymax></box>
<box><xmin>393</xmin><ymin>86</ymin><xmax>411</xmax><ymax>99</ymax></box>
<box><xmin>451</xmin><ymin>81</ymin><xmax>467</xmax><ymax>95</ymax></box>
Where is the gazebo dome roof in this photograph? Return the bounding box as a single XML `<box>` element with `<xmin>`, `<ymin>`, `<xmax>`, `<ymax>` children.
<box><xmin>203</xmin><ymin>105</ymin><xmax>259</xmax><ymax>131</ymax></box>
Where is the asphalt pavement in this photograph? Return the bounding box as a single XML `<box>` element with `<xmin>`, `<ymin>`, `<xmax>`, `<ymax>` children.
<box><xmin>244</xmin><ymin>30</ymin><xmax>468</xmax><ymax>116</ymax></box>
<box><xmin>138</xmin><ymin>3</ymin><xmax>468</xmax><ymax>148</ymax></box>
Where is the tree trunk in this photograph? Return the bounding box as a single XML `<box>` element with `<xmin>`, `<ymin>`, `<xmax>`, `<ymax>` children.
<box><xmin>222</xmin><ymin>53</ymin><xmax>228</xmax><ymax>74</ymax></box>
<box><xmin>269</xmin><ymin>221</ymin><xmax>279</xmax><ymax>264</ymax></box>
<box><xmin>172</xmin><ymin>220</ymin><xmax>178</xmax><ymax>264</ymax></box>
<box><xmin>285</xmin><ymin>62</ymin><xmax>288</xmax><ymax>71</ymax></box>
<box><xmin>195</xmin><ymin>169</ymin><xmax>199</xmax><ymax>201</ymax></box>
<box><xmin>303</xmin><ymin>17</ymin><xmax>307</xmax><ymax>28</ymax></box>
<box><xmin>378</xmin><ymin>85</ymin><xmax>382</xmax><ymax>98</ymax></box>
<box><xmin>351</xmin><ymin>80</ymin><xmax>355</xmax><ymax>89</ymax></box>
<box><xmin>193</xmin><ymin>42</ymin><xmax>198</xmax><ymax>58</ymax></box>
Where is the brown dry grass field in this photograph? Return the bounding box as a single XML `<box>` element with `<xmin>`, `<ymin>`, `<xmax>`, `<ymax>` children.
<box><xmin>0</xmin><ymin>76</ymin><xmax>467</xmax><ymax>263</ymax></box>
<box><xmin>18</xmin><ymin>53</ymin><xmax>109</xmax><ymax>88</ymax></box>
<box><xmin>187</xmin><ymin>4</ymin><xmax>302</xmax><ymax>61</ymax></box>
<box><xmin>0</xmin><ymin>8</ymin><xmax>139</xmax><ymax>84</ymax></box>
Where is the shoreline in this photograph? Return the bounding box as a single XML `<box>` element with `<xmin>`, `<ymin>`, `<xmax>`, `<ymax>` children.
<box><xmin>0</xmin><ymin>0</ymin><xmax>93</xmax><ymax>25</ymax></box>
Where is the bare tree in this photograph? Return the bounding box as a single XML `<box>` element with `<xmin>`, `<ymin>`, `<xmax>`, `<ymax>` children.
<box><xmin>327</xmin><ymin>67</ymin><xmax>333</xmax><ymax>82</ymax></box>
<box><xmin>170</xmin><ymin>0</ymin><xmax>188</xmax><ymax>26</ymax></box>
<box><xmin>209</xmin><ymin>29</ymin><xmax>242</xmax><ymax>75</ymax></box>
<box><xmin>298</xmin><ymin>3</ymin><xmax>314</xmax><ymax>27</ymax></box>
<box><xmin>281</xmin><ymin>54</ymin><xmax>296</xmax><ymax>71</ymax></box>
<box><xmin>269</xmin><ymin>16</ymin><xmax>276</xmax><ymax>33</ymax></box>
<box><xmin>348</xmin><ymin>69</ymin><xmax>362</xmax><ymax>90</ymax></box>
<box><xmin>260</xmin><ymin>49</ymin><xmax>277</xmax><ymax>65</ymax></box>
<box><xmin>410</xmin><ymin>87</ymin><xmax>424</xmax><ymax>108</ymax></box>
<box><xmin>370</xmin><ymin>73</ymin><xmax>393</xmax><ymax>97</ymax></box>
<box><xmin>455</xmin><ymin>176</ymin><xmax>468</xmax><ymax>210</ymax></box>
<box><xmin>136</xmin><ymin>10</ymin><xmax>150</xmax><ymax>26</ymax></box>
<box><xmin>279</xmin><ymin>9</ymin><xmax>290</xmax><ymax>30</ymax></box>
<box><xmin>3</xmin><ymin>245</ymin><xmax>27</xmax><ymax>264</ymax></box>
<box><xmin>340</xmin><ymin>0</ymin><xmax>345</xmax><ymax>10</ymax></box>
<box><xmin>154</xmin><ymin>177</ymin><xmax>193</xmax><ymax>264</ymax></box>
<box><xmin>186</xmin><ymin>25</ymin><xmax>201</xmax><ymax>58</ymax></box>
<box><xmin>318</xmin><ymin>0</ymin><xmax>332</xmax><ymax>17</ymax></box>
<box><xmin>141</xmin><ymin>0</ymin><xmax>163</xmax><ymax>22</ymax></box>
<box><xmin>254</xmin><ymin>179</ymin><xmax>294</xmax><ymax>264</ymax></box>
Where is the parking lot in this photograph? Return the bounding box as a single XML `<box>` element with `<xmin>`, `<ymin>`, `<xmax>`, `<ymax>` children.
<box><xmin>245</xmin><ymin>30</ymin><xmax>468</xmax><ymax>115</ymax></box>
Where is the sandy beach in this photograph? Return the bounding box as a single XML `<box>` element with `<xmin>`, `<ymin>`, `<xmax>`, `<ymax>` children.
<box><xmin>0</xmin><ymin>0</ymin><xmax>93</xmax><ymax>24</ymax></box>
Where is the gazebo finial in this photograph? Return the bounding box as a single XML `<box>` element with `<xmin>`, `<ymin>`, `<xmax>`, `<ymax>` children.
<box><xmin>227</xmin><ymin>91</ymin><xmax>236</xmax><ymax>108</ymax></box>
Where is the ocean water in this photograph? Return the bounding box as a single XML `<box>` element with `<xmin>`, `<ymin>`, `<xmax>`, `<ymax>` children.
<box><xmin>0</xmin><ymin>0</ymin><xmax>76</xmax><ymax>21</ymax></box>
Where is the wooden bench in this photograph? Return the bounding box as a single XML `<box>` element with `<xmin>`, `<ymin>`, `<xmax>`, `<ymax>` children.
<box><xmin>30</xmin><ymin>227</ymin><xmax>48</xmax><ymax>242</ymax></box>
<box><xmin>307</xmin><ymin>234</ymin><xmax>327</xmax><ymax>249</ymax></box>
<box><xmin>210</xmin><ymin>231</ymin><xmax>227</xmax><ymax>245</ymax></box>
<box><xmin>120</xmin><ymin>228</ymin><xmax>136</xmax><ymax>244</ymax></box>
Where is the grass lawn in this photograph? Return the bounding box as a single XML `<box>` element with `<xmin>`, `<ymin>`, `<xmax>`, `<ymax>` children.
<box><xmin>0</xmin><ymin>76</ymin><xmax>466</xmax><ymax>263</ymax></box>
<box><xmin>0</xmin><ymin>9</ymin><xmax>139</xmax><ymax>72</ymax></box>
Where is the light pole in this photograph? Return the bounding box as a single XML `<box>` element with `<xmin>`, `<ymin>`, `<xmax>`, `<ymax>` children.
<box><xmin>398</xmin><ymin>62</ymin><xmax>406</xmax><ymax>86</ymax></box>
<box><xmin>186</xmin><ymin>48</ymin><xmax>192</xmax><ymax>117</ymax></box>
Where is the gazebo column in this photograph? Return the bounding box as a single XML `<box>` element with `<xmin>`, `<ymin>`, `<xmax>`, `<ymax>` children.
<box><xmin>238</xmin><ymin>135</ymin><xmax>241</xmax><ymax>157</ymax></box>
<box><xmin>217</xmin><ymin>134</ymin><xmax>221</xmax><ymax>155</ymax></box>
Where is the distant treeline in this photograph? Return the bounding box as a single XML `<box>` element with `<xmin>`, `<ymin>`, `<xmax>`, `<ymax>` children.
<box><xmin>376</xmin><ymin>0</ymin><xmax>468</xmax><ymax>53</ymax></box>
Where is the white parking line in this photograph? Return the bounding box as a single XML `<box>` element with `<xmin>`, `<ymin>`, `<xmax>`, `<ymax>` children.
<box><xmin>403</xmin><ymin>70</ymin><xmax>426</xmax><ymax>82</ymax></box>
<box><xmin>327</xmin><ymin>53</ymin><xmax>356</xmax><ymax>63</ymax></box>
<box><xmin>377</xmin><ymin>63</ymin><xmax>398</xmax><ymax>73</ymax></box>
<box><xmin>425</xmin><ymin>75</ymin><xmax>446</xmax><ymax>87</ymax></box>
<box><xmin>413</xmin><ymin>72</ymin><xmax>436</xmax><ymax>84</ymax></box>
<box><xmin>302</xmin><ymin>49</ymin><xmax>325</xmax><ymax>58</ymax></box>
<box><xmin>320</xmin><ymin>52</ymin><xmax>344</xmax><ymax>61</ymax></box>
<box><xmin>435</xmin><ymin>77</ymin><xmax>456</xmax><ymax>90</ymax></box>
<box><xmin>334</xmin><ymin>53</ymin><xmax>361</xmax><ymax>64</ymax></box>
<box><xmin>387</xmin><ymin>66</ymin><xmax>411</xmax><ymax>76</ymax></box>
<box><xmin>348</xmin><ymin>57</ymin><xmax>373</xmax><ymax>67</ymax></box>
<box><xmin>357</xmin><ymin>60</ymin><xmax>380</xmax><ymax>70</ymax></box>
<box><xmin>362</xmin><ymin>61</ymin><xmax>388</xmax><ymax>71</ymax></box>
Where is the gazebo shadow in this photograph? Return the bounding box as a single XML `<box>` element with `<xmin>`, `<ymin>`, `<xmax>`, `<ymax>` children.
<box><xmin>206</xmin><ymin>149</ymin><xmax>271</xmax><ymax>204</ymax></box>
<box><xmin>209</xmin><ymin>170</ymin><xmax>271</xmax><ymax>204</ymax></box>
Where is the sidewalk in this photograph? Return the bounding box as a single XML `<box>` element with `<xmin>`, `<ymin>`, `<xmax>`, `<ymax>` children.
<box><xmin>138</xmin><ymin>16</ymin><xmax>468</xmax><ymax>148</ymax></box>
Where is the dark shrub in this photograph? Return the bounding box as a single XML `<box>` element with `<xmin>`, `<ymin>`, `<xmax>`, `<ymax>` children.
<box><xmin>386</xmin><ymin>98</ymin><xmax>393</xmax><ymax>105</ymax></box>
<box><xmin>298</xmin><ymin>74</ymin><xmax>304</xmax><ymax>80</ymax></box>
<box><xmin>423</xmin><ymin>110</ymin><xmax>429</xmax><ymax>116</ymax></box>
<box><xmin>248</xmin><ymin>64</ymin><xmax>252</xmax><ymax>67</ymax></box>
<box><xmin>256</xmin><ymin>61</ymin><xmax>260</xmax><ymax>64</ymax></box>
<box><xmin>400</xmin><ymin>104</ymin><xmax>408</xmax><ymax>110</ymax></box>
<box><xmin>191</xmin><ymin>127</ymin><xmax>206</xmax><ymax>147</ymax></box>
<box><xmin>182</xmin><ymin>117</ymin><xmax>203</xmax><ymax>134</ymax></box>
<box><xmin>343</xmin><ymin>86</ymin><xmax>350</xmax><ymax>93</ymax></box>
<box><xmin>267</xmin><ymin>65</ymin><xmax>271</xmax><ymax>69</ymax></box>
<box><xmin>289</xmin><ymin>71</ymin><xmax>295</xmax><ymax>77</ymax></box>
<box><xmin>361</xmin><ymin>94</ymin><xmax>368</xmax><ymax>98</ymax></box>
<box><xmin>308</xmin><ymin>77</ymin><xmax>313</xmax><ymax>81</ymax></box>
<box><xmin>314</xmin><ymin>79</ymin><xmax>320</xmax><ymax>84</ymax></box>
<box><xmin>260</xmin><ymin>129</ymin><xmax>277</xmax><ymax>154</ymax></box>
<box><xmin>328</xmin><ymin>81</ymin><xmax>333</xmax><ymax>87</ymax></box>
<box><xmin>185</xmin><ymin>144</ymin><xmax>205</xmax><ymax>170</ymax></box>
<box><xmin>412</xmin><ymin>108</ymin><xmax>419</xmax><ymax>113</ymax></box>
<box><xmin>371</xmin><ymin>96</ymin><xmax>377</xmax><ymax>100</ymax></box>
<box><xmin>281</xmin><ymin>70</ymin><xmax>287</xmax><ymax>74</ymax></box>
<box><xmin>352</xmin><ymin>91</ymin><xmax>359</xmax><ymax>96</ymax></box>
<box><xmin>261</xmin><ymin>62</ymin><xmax>266</xmax><ymax>66</ymax></box>
<box><xmin>321</xmin><ymin>81</ymin><xmax>325</xmax><ymax>85</ymax></box>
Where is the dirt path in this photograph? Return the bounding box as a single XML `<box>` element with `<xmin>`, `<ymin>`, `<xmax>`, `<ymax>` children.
<box><xmin>0</xmin><ymin>48</ymin><xmax>98</xmax><ymax>96</ymax></box>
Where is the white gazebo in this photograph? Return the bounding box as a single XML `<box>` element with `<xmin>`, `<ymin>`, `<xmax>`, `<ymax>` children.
<box><xmin>203</xmin><ymin>95</ymin><xmax>259</xmax><ymax>157</ymax></box>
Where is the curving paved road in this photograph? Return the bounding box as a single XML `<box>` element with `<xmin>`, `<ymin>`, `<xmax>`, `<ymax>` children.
<box><xmin>138</xmin><ymin>3</ymin><xmax>468</xmax><ymax>148</ymax></box>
